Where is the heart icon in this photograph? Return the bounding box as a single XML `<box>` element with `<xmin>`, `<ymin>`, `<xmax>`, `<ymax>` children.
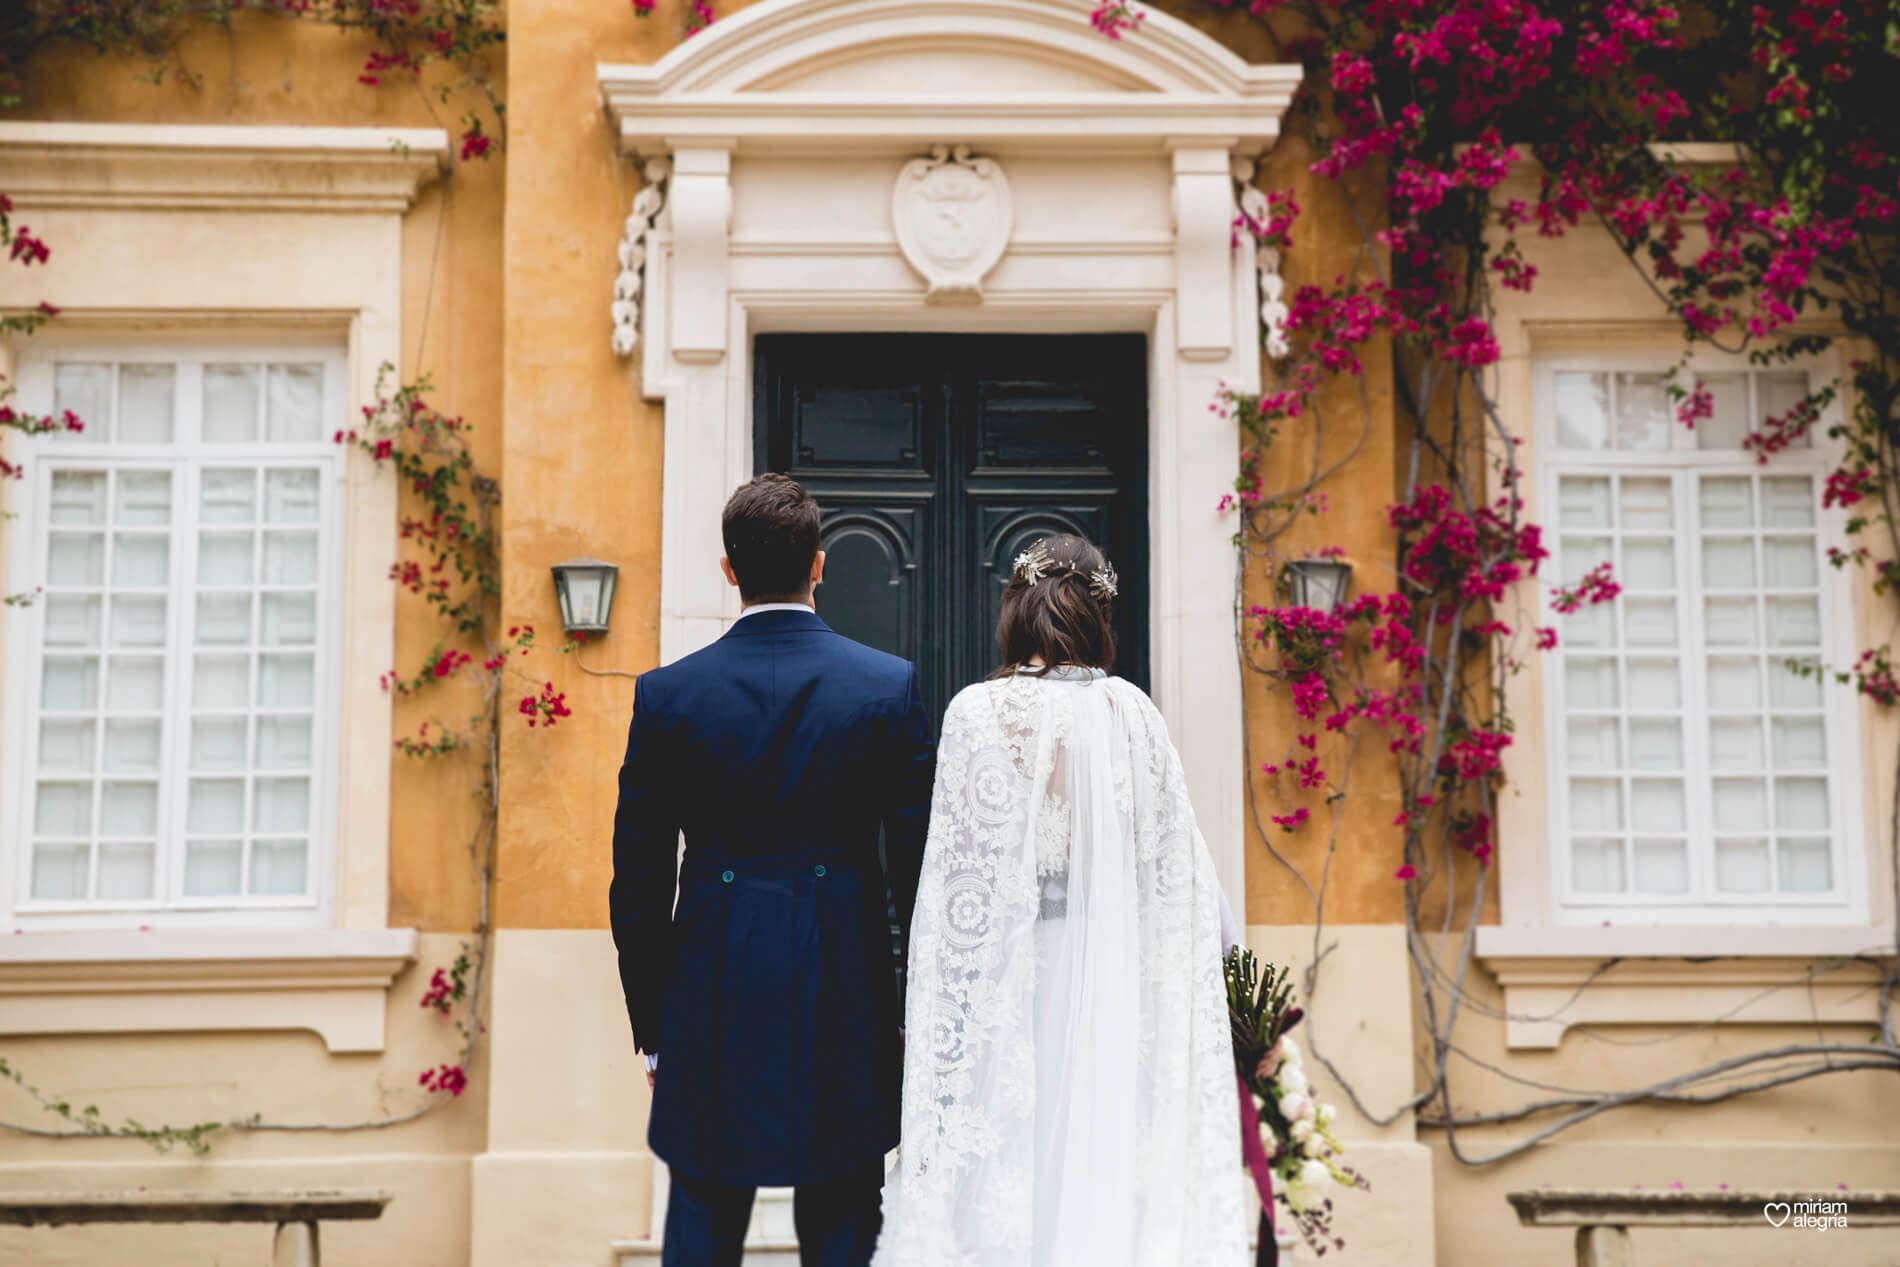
<box><xmin>1763</xmin><ymin>1202</ymin><xmax>1792</xmax><ymax>1227</ymax></box>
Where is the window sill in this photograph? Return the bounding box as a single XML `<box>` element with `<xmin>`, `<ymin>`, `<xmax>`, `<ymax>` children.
<box><xmin>1474</xmin><ymin>924</ymin><xmax>1895</xmax><ymax>1050</ymax></box>
<box><xmin>0</xmin><ymin>927</ymin><xmax>418</xmax><ymax>1053</ymax></box>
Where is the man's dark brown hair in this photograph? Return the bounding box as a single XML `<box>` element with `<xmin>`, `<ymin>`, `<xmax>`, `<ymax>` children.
<box><xmin>722</xmin><ymin>473</ymin><xmax>822</xmax><ymax>602</ymax></box>
<box><xmin>992</xmin><ymin>534</ymin><xmax>1116</xmax><ymax>677</ymax></box>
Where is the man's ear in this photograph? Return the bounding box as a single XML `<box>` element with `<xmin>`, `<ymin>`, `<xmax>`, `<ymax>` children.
<box><xmin>810</xmin><ymin>549</ymin><xmax>826</xmax><ymax>589</ymax></box>
<box><xmin>721</xmin><ymin>556</ymin><xmax>740</xmax><ymax>589</ymax></box>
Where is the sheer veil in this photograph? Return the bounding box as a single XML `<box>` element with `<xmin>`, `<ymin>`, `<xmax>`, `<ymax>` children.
<box><xmin>873</xmin><ymin>670</ymin><xmax>1245</xmax><ymax>1267</ymax></box>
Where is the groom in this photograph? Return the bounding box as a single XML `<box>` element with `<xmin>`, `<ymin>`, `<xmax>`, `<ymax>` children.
<box><xmin>610</xmin><ymin>473</ymin><xmax>936</xmax><ymax>1267</ymax></box>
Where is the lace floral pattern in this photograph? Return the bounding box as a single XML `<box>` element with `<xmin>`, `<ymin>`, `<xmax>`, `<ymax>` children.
<box><xmin>874</xmin><ymin>675</ymin><xmax>1244</xmax><ymax>1267</ymax></box>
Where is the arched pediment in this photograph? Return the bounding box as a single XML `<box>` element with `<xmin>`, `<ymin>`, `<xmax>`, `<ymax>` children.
<box><xmin>598</xmin><ymin>0</ymin><xmax>1301</xmax><ymax>153</ymax></box>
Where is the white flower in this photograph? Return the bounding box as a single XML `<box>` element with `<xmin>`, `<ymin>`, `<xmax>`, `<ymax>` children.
<box><xmin>1278</xmin><ymin>1092</ymin><xmax>1310</xmax><ymax>1122</ymax></box>
<box><xmin>1257</xmin><ymin>1119</ymin><xmax>1279</xmax><ymax>1152</ymax></box>
<box><xmin>1278</xmin><ymin>1063</ymin><xmax>1309</xmax><ymax>1096</ymax></box>
<box><xmin>1289</xmin><ymin>1117</ymin><xmax>1314</xmax><ymax>1144</ymax></box>
<box><xmin>1280</xmin><ymin>1037</ymin><xmax>1303</xmax><ymax>1067</ymax></box>
<box><xmin>1316</xmin><ymin>1102</ymin><xmax>1337</xmax><ymax>1129</ymax></box>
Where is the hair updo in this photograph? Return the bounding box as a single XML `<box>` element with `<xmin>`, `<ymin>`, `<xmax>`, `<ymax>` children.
<box><xmin>992</xmin><ymin>534</ymin><xmax>1117</xmax><ymax>678</ymax></box>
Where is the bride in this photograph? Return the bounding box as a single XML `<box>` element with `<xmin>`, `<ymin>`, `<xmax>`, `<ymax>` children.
<box><xmin>874</xmin><ymin>535</ymin><xmax>1246</xmax><ymax>1267</ymax></box>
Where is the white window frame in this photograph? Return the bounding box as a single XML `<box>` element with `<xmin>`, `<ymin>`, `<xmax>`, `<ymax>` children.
<box><xmin>1536</xmin><ymin>348</ymin><xmax>1867</xmax><ymax>926</ymax></box>
<box><xmin>2</xmin><ymin>335</ymin><xmax>348</xmax><ymax>929</ymax></box>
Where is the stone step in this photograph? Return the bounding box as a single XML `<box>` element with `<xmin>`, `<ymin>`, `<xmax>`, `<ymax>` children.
<box><xmin>612</xmin><ymin>1237</ymin><xmax>801</xmax><ymax>1267</ymax></box>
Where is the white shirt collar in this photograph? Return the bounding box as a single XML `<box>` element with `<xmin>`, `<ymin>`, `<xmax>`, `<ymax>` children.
<box><xmin>735</xmin><ymin>601</ymin><xmax>816</xmax><ymax>620</ymax></box>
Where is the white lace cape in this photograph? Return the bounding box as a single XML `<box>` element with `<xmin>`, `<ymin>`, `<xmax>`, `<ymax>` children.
<box><xmin>873</xmin><ymin>673</ymin><xmax>1245</xmax><ymax>1267</ymax></box>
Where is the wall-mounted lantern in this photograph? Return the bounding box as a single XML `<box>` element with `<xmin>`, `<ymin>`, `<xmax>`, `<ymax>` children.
<box><xmin>550</xmin><ymin>556</ymin><xmax>620</xmax><ymax>637</ymax></box>
<box><xmin>1284</xmin><ymin>556</ymin><xmax>1353</xmax><ymax>613</ymax></box>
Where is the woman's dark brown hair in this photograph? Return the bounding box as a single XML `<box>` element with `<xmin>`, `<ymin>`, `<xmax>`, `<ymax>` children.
<box><xmin>992</xmin><ymin>534</ymin><xmax>1117</xmax><ymax>677</ymax></box>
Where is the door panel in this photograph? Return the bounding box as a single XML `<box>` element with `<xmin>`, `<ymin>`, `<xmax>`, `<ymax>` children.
<box><xmin>756</xmin><ymin>334</ymin><xmax>1147</xmax><ymax>729</ymax></box>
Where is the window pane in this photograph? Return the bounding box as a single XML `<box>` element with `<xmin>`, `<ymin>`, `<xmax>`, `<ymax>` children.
<box><xmin>1626</xmin><ymin>658</ymin><xmax>1681</xmax><ymax>709</ymax></box>
<box><xmin>110</xmin><ymin>595</ymin><xmax>167</xmax><ymax>648</ymax></box>
<box><xmin>1623</xmin><ymin>598</ymin><xmax>1678</xmax><ymax>647</ymax></box>
<box><xmin>1563</xmin><ymin>603</ymin><xmax>1616</xmax><ymax>648</ymax></box>
<box><xmin>1614</xmin><ymin>373</ymin><xmax>1672</xmax><ymax>450</ymax></box>
<box><xmin>1708</xmin><ymin>716</ymin><xmax>1764</xmax><ymax>770</ymax></box>
<box><xmin>266</xmin><ymin>365</ymin><xmax>324</xmax><ymax>443</ymax></box>
<box><xmin>1700</xmin><ymin>537</ymin><xmax>1754</xmax><ymax>589</ymax></box>
<box><xmin>190</xmin><ymin>717</ymin><xmax>248</xmax><ymax>771</ymax></box>
<box><xmin>1571</xmin><ymin>838</ymin><xmax>1625</xmax><ymax>892</ymax></box>
<box><xmin>1694</xmin><ymin>372</ymin><xmax>1750</xmax><ymax>449</ymax></box>
<box><xmin>55</xmin><ymin>364</ymin><xmax>112</xmax><ymax>438</ymax></box>
<box><xmin>1558</xmin><ymin>475</ymin><xmax>1613</xmax><ymax>527</ymax></box>
<box><xmin>1768</xmin><ymin>660</ymin><xmax>1822</xmax><ymax>708</ymax></box>
<box><xmin>117</xmin><ymin>365</ymin><xmax>175</xmax><ymax>444</ymax></box>
<box><xmin>250</xmin><ymin>839</ymin><xmax>309</xmax><ymax>896</ymax></box>
<box><xmin>195</xmin><ymin>593</ymin><xmax>253</xmax><ymax>646</ymax></box>
<box><xmin>48</xmin><ymin>532</ymin><xmax>105</xmax><ymax>585</ymax></box>
<box><xmin>1762</xmin><ymin>536</ymin><xmax>1817</xmax><ymax>588</ymax></box>
<box><xmin>41</xmin><ymin>657</ymin><xmax>100</xmax><ymax>711</ymax></box>
<box><xmin>96</xmin><ymin>842</ymin><xmax>156</xmax><ymax>901</ymax></box>
<box><xmin>30</xmin><ymin>843</ymin><xmax>90</xmax><ymax>900</ymax></box>
<box><xmin>100</xmin><ymin>781</ymin><xmax>158</xmax><ymax>836</ymax></box>
<box><xmin>1555</xmin><ymin>373</ymin><xmax>1609</xmax><ymax>450</ymax></box>
<box><xmin>1712</xmin><ymin>777</ymin><xmax>1767</xmax><ymax>831</ymax></box>
<box><xmin>1566</xmin><ymin>717</ymin><xmax>1620</xmax><ymax>769</ymax></box>
<box><xmin>113</xmin><ymin>470</ymin><xmax>172</xmax><ymax>526</ymax></box>
<box><xmin>192</xmin><ymin>654</ymin><xmax>250</xmax><ymax>708</ymax></box>
<box><xmin>35</xmin><ymin>781</ymin><xmax>93</xmax><ymax>835</ymax></box>
<box><xmin>104</xmin><ymin>656</ymin><xmax>161</xmax><ymax>710</ymax></box>
<box><xmin>1628</xmin><ymin>718</ymin><xmax>1683</xmax><ymax>770</ymax></box>
<box><xmin>1698</xmin><ymin>477</ymin><xmax>1754</xmax><ymax>529</ymax></box>
<box><xmin>43</xmin><ymin>595</ymin><xmax>102</xmax><ymax>648</ymax></box>
<box><xmin>1771</xmin><ymin>717</ymin><xmax>1826</xmax><ymax>769</ymax></box>
<box><xmin>38</xmin><ymin>718</ymin><xmax>96</xmax><ymax>774</ymax></box>
<box><xmin>1761</xmin><ymin>476</ymin><xmax>1815</xmax><ymax>528</ymax></box>
<box><xmin>259</xmin><ymin>654</ymin><xmax>315</xmax><ymax>708</ymax></box>
<box><xmin>262</xmin><ymin>531</ymin><xmax>319</xmax><ymax>585</ymax></box>
<box><xmin>254</xmin><ymin>777</ymin><xmax>310</xmax><ymax>833</ymax></box>
<box><xmin>1632</xmin><ymin>839</ymin><xmax>1690</xmax><ymax>893</ymax></box>
<box><xmin>1561</xmin><ymin>538</ymin><xmax>1613</xmax><ymax>585</ymax></box>
<box><xmin>103</xmin><ymin>719</ymin><xmax>161</xmax><ymax>773</ymax></box>
<box><xmin>111</xmin><ymin>533</ymin><xmax>170</xmax><ymax>588</ymax></box>
<box><xmin>50</xmin><ymin>471</ymin><xmax>108</xmax><ymax>524</ymax></box>
<box><xmin>264</xmin><ymin>469</ymin><xmax>321</xmax><ymax>524</ymax></box>
<box><xmin>1703</xmin><ymin>596</ymin><xmax>1758</xmax><ymax>646</ymax></box>
<box><xmin>1777</xmin><ymin>839</ymin><xmax>1832</xmax><ymax>892</ymax></box>
<box><xmin>255</xmin><ymin>717</ymin><xmax>312</xmax><ymax>770</ymax></box>
<box><xmin>184</xmin><ymin>841</ymin><xmax>244</xmax><ymax>897</ymax></box>
<box><xmin>1707</xmin><ymin>656</ymin><xmax>1763</xmax><ymax>708</ymax></box>
<box><xmin>1765</xmin><ymin>596</ymin><xmax>1820</xmax><ymax>648</ymax></box>
<box><xmin>1621</xmin><ymin>538</ymin><xmax>1674</xmax><ymax>590</ymax></box>
<box><xmin>1565</xmin><ymin>657</ymin><xmax>1619</xmax><ymax>709</ymax></box>
<box><xmin>1715</xmin><ymin>839</ymin><xmax>1771</xmax><ymax>893</ymax></box>
<box><xmin>198</xmin><ymin>533</ymin><xmax>254</xmax><ymax>586</ymax></box>
<box><xmin>260</xmin><ymin>592</ymin><xmax>316</xmax><ymax>645</ymax></box>
<box><xmin>1569</xmin><ymin>778</ymin><xmax>1622</xmax><ymax>831</ymax></box>
<box><xmin>200</xmin><ymin>469</ymin><xmax>257</xmax><ymax>524</ymax></box>
<box><xmin>1759</xmin><ymin>372</ymin><xmax>1813</xmax><ymax>449</ymax></box>
<box><xmin>1618</xmin><ymin>477</ymin><xmax>1673</xmax><ymax>530</ymax></box>
<box><xmin>1774</xmin><ymin>777</ymin><xmax>1829</xmax><ymax>831</ymax></box>
<box><xmin>1631</xmin><ymin>778</ymin><xmax>1685</xmax><ymax>831</ymax></box>
<box><xmin>203</xmin><ymin>365</ymin><xmax>261</xmax><ymax>443</ymax></box>
<box><xmin>187</xmin><ymin>778</ymin><xmax>245</xmax><ymax>834</ymax></box>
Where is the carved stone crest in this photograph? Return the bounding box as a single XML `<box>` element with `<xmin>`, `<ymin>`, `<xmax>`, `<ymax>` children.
<box><xmin>892</xmin><ymin>145</ymin><xmax>1012</xmax><ymax>304</ymax></box>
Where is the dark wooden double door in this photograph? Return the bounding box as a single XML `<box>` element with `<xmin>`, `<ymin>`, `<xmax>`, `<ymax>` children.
<box><xmin>755</xmin><ymin>334</ymin><xmax>1149</xmax><ymax>726</ymax></box>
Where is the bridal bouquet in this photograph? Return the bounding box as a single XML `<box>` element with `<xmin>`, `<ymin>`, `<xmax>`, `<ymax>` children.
<box><xmin>1225</xmin><ymin>947</ymin><xmax>1367</xmax><ymax>1265</ymax></box>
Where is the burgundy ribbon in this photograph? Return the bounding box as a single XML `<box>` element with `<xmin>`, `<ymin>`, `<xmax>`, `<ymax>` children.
<box><xmin>1236</xmin><ymin>1073</ymin><xmax>1277</xmax><ymax>1267</ymax></box>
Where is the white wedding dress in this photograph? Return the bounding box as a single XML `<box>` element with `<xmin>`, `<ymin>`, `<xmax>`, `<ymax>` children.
<box><xmin>873</xmin><ymin>668</ymin><xmax>1246</xmax><ymax>1267</ymax></box>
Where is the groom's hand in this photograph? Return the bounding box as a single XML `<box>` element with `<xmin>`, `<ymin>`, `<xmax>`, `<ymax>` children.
<box><xmin>646</xmin><ymin>1068</ymin><xmax>656</xmax><ymax>1090</ymax></box>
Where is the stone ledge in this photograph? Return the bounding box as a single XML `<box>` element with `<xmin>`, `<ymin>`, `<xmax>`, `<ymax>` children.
<box><xmin>0</xmin><ymin>122</ymin><xmax>449</xmax><ymax>214</ymax></box>
<box><xmin>1474</xmin><ymin>925</ymin><xmax>1895</xmax><ymax>1049</ymax></box>
<box><xmin>0</xmin><ymin>929</ymin><xmax>418</xmax><ymax>1054</ymax></box>
<box><xmin>0</xmin><ymin>1188</ymin><xmax>393</xmax><ymax>1227</ymax></box>
<box><xmin>1507</xmin><ymin>1188</ymin><xmax>1900</xmax><ymax>1227</ymax></box>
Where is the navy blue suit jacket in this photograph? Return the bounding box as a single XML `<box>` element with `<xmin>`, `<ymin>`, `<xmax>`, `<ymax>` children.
<box><xmin>609</xmin><ymin>607</ymin><xmax>935</xmax><ymax>1186</ymax></box>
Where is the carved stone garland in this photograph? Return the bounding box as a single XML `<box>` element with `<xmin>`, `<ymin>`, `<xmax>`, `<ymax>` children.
<box><xmin>612</xmin><ymin>157</ymin><xmax>671</xmax><ymax>358</ymax></box>
<box><xmin>1232</xmin><ymin>157</ymin><xmax>1290</xmax><ymax>360</ymax></box>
